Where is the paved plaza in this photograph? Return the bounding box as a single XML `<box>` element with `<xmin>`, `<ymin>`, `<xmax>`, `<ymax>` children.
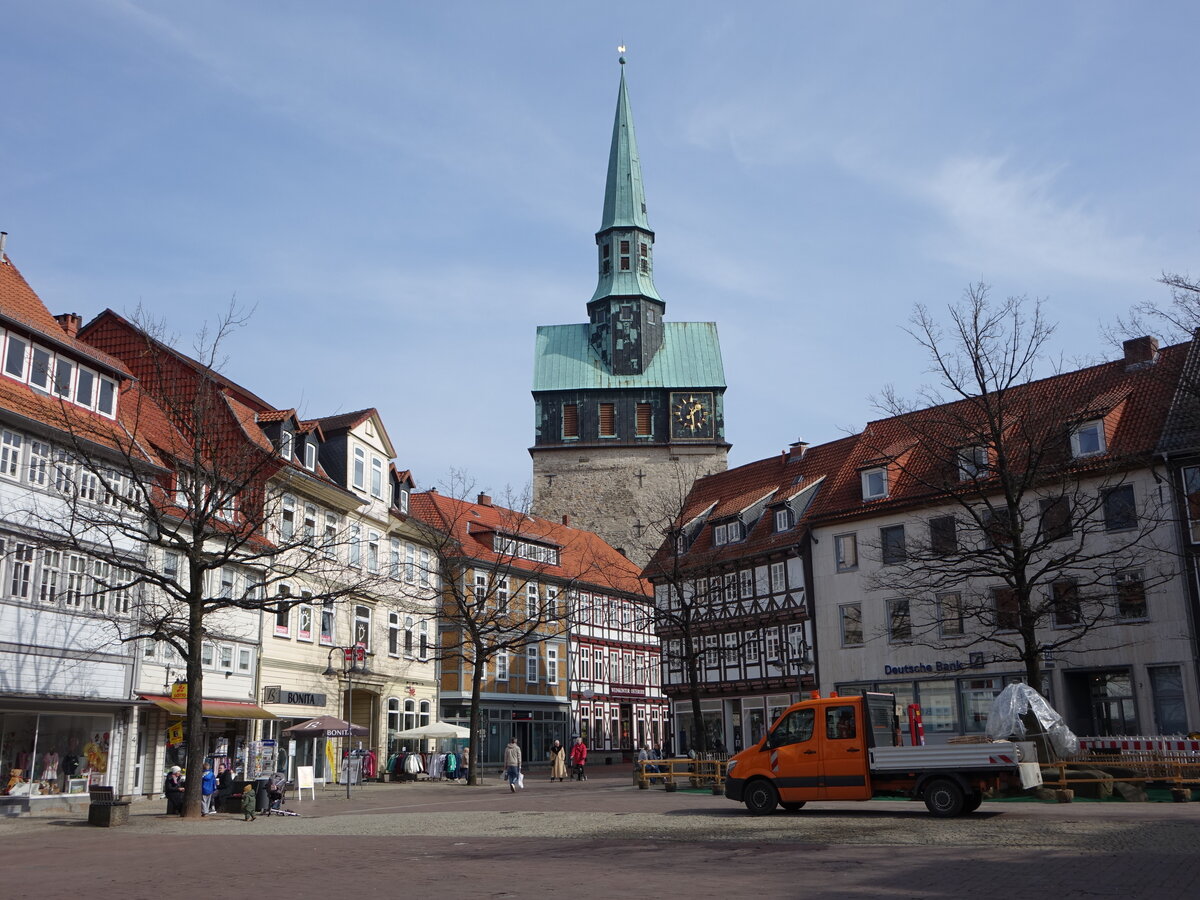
<box><xmin>3</xmin><ymin>765</ymin><xmax>1199</xmax><ymax>898</ymax></box>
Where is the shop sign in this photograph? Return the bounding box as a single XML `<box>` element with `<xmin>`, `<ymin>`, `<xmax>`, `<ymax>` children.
<box><xmin>883</xmin><ymin>657</ymin><xmax>983</xmax><ymax>676</ymax></box>
<box><xmin>262</xmin><ymin>685</ymin><xmax>326</xmax><ymax>706</ymax></box>
<box><xmin>170</xmin><ymin>682</ymin><xmax>188</xmax><ymax>700</ymax></box>
<box><xmin>609</xmin><ymin>684</ymin><xmax>646</xmax><ymax>698</ymax></box>
<box><xmin>511</xmin><ymin>711</ymin><xmax>533</xmax><ymax>720</ymax></box>
<box><xmin>167</xmin><ymin>721</ymin><xmax>184</xmax><ymax>745</ymax></box>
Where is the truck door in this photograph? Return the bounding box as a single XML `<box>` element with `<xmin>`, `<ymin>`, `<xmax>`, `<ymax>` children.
<box><xmin>821</xmin><ymin>704</ymin><xmax>872</xmax><ymax>800</ymax></box>
<box><xmin>765</xmin><ymin>706</ymin><xmax>821</xmax><ymax>804</ymax></box>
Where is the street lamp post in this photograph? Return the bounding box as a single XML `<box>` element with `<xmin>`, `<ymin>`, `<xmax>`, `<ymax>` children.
<box><xmin>323</xmin><ymin>644</ymin><xmax>369</xmax><ymax>800</ymax></box>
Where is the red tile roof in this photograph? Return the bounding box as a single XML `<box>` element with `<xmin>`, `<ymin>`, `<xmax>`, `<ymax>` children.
<box><xmin>0</xmin><ymin>258</ymin><xmax>131</xmax><ymax>376</ymax></box>
<box><xmin>411</xmin><ymin>491</ymin><xmax>648</xmax><ymax>597</ymax></box>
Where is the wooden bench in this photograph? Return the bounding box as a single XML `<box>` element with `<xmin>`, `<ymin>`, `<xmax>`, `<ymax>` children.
<box><xmin>87</xmin><ymin>786</ymin><xmax>131</xmax><ymax>827</ymax></box>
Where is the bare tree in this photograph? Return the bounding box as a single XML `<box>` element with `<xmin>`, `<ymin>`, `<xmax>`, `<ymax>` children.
<box><xmin>11</xmin><ymin>307</ymin><xmax>387</xmax><ymax>816</ymax></box>
<box><xmin>864</xmin><ymin>284</ymin><xmax>1178</xmax><ymax>688</ymax></box>
<box><xmin>409</xmin><ymin>473</ymin><xmax>587</xmax><ymax>785</ymax></box>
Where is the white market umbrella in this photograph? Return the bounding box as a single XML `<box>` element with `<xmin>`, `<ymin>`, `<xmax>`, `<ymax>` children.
<box><xmin>392</xmin><ymin>721</ymin><xmax>470</xmax><ymax>740</ymax></box>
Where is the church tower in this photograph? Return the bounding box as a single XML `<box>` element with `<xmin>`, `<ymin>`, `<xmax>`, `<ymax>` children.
<box><xmin>530</xmin><ymin>58</ymin><xmax>730</xmax><ymax>566</ymax></box>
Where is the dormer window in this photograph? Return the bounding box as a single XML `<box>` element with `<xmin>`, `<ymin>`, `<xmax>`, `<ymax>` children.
<box><xmin>304</xmin><ymin>441</ymin><xmax>316</xmax><ymax>471</ymax></box>
<box><xmin>861</xmin><ymin>467</ymin><xmax>888</xmax><ymax>500</ymax></box>
<box><xmin>353</xmin><ymin>447</ymin><xmax>365</xmax><ymax>490</ymax></box>
<box><xmin>713</xmin><ymin>520</ymin><xmax>744</xmax><ymax>546</ymax></box>
<box><xmin>397</xmin><ymin>487</ymin><xmax>409</xmax><ymax>515</ymax></box>
<box><xmin>774</xmin><ymin>507</ymin><xmax>794</xmax><ymax>532</ymax></box>
<box><xmin>1071</xmin><ymin>420</ymin><xmax>1106</xmax><ymax>458</ymax></box>
<box><xmin>957</xmin><ymin>446</ymin><xmax>989</xmax><ymax>481</ymax></box>
<box><xmin>280</xmin><ymin>430</ymin><xmax>293</xmax><ymax>461</ymax></box>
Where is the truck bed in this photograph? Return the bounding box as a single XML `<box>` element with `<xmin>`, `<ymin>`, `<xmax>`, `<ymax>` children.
<box><xmin>869</xmin><ymin>741</ymin><xmax>1025</xmax><ymax>772</ymax></box>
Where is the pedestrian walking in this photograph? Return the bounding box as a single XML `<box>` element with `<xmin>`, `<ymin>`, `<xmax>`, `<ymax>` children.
<box><xmin>163</xmin><ymin>766</ymin><xmax>185</xmax><ymax>816</ymax></box>
<box><xmin>241</xmin><ymin>785</ymin><xmax>257</xmax><ymax>821</ymax></box>
<box><xmin>200</xmin><ymin>763</ymin><xmax>216</xmax><ymax>816</ymax></box>
<box><xmin>548</xmin><ymin>740</ymin><xmax>567</xmax><ymax>781</ymax></box>
<box><xmin>503</xmin><ymin>736</ymin><xmax>523</xmax><ymax>792</ymax></box>
<box><xmin>570</xmin><ymin>737</ymin><xmax>588</xmax><ymax>781</ymax></box>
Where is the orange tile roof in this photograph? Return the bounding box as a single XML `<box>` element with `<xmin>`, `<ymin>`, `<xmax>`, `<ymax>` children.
<box><xmin>410</xmin><ymin>491</ymin><xmax>648</xmax><ymax>597</ymax></box>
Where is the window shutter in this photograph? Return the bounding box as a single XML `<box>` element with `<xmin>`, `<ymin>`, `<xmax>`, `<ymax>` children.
<box><xmin>599</xmin><ymin>403</ymin><xmax>616</xmax><ymax>437</ymax></box>
<box><xmin>635</xmin><ymin>403</ymin><xmax>652</xmax><ymax>436</ymax></box>
<box><xmin>562</xmin><ymin>404</ymin><xmax>579</xmax><ymax>438</ymax></box>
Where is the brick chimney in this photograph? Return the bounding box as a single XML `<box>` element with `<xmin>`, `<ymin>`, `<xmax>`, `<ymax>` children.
<box><xmin>477</xmin><ymin>492</ymin><xmax>492</xmax><ymax>507</ymax></box>
<box><xmin>788</xmin><ymin>439</ymin><xmax>810</xmax><ymax>461</ymax></box>
<box><xmin>55</xmin><ymin>312</ymin><xmax>82</xmax><ymax>337</ymax></box>
<box><xmin>561</xmin><ymin>514</ymin><xmax>571</xmax><ymax>526</ymax></box>
<box><xmin>1123</xmin><ymin>336</ymin><xmax>1159</xmax><ymax>370</ymax></box>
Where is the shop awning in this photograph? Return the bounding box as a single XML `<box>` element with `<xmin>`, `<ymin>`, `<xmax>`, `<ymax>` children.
<box><xmin>140</xmin><ymin>694</ymin><xmax>276</xmax><ymax>720</ymax></box>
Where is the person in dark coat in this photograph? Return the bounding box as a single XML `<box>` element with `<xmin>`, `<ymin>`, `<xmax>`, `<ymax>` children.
<box><xmin>214</xmin><ymin>764</ymin><xmax>233</xmax><ymax>813</ymax></box>
<box><xmin>163</xmin><ymin>766</ymin><xmax>185</xmax><ymax>815</ymax></box>
<box><xmin>241</xmin><ymin>785</ymin><xmax>257</xmax><ymax>821</ymax></box>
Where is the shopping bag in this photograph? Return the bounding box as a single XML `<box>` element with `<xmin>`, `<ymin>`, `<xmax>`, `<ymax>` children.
<box><xmin>516</xmin><ymin>771</ymin><xmax>525</xmax><ymax>789</ymax></box>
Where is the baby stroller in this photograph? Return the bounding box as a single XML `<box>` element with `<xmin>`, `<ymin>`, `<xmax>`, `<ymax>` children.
<box><xmin>264</xmin><ymin>772</ymin><xmax>290</xmax><ymax>816</ymax></box>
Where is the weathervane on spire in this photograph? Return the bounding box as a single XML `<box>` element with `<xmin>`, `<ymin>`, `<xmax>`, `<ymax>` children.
<box><xmin>618</xmin><ymin>44</ymin><xmax>626</xmax><ymax>65</ymax></box>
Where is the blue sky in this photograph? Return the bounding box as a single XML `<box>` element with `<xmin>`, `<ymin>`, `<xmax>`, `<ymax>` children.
<box><xmin>3</xmin><ymin>2</ymin><xmax>1198</xmax><ymax>495</ymax></box>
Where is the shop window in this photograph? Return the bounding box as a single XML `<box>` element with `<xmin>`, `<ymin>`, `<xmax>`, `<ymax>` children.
<box><xmin>1150</xmin><ymin>666</ymin><xmax>1187</xmax><ymax>735</ymax></box>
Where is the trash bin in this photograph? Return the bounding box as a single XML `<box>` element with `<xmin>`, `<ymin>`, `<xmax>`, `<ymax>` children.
<box><xmin>88</xmin><ymin>786</ymin><xmax>131</xmax><ymax>827</ymax></box>
<box><xmin>254</xmin><ymin>777</ymin><xmax>270</xmax><ymax>813</ymax></box>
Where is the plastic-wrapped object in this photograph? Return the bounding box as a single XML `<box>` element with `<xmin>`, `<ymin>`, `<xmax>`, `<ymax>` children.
<box><xmin>985</xmin><ymin>682</ymin><xmax>1079</xmax><ymax>759</ymax></box>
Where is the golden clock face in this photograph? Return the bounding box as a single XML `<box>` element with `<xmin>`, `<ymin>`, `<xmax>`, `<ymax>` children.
<box><xmin>670</xmin><ymin>392</ymin><xmax>714</xmax><ymax>438</ymax></box>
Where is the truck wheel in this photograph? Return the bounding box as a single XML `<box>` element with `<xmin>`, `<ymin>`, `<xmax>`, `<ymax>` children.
<box><xmin>963</xmin><ymin>792</ymin><xmax>983</xmax><ymax>813</ymax></box>
<box><xmin>923</xmin><ymin>778</ymin><xmax>966</xmax><ymax>817</ymax></box>
<box><xmin>780</xmin><ymin>801</ymin><xmax>806</xmax><ymax>812</ymax></box>
<box><xmin>744</xmin><ymin>779</ymin><xmax>779</xmax><ymax>815</ymax></box>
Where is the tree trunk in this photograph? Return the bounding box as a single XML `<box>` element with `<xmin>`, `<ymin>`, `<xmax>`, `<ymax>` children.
<box><xmin>467</xmin><ymin>645</ymin><xmax>484</xmax><ymax>786</ymax></box>
<box><xmin>182</xmin><ymin>596</ymin><xmax>205</xmax><ymax>818</ymax></box>
<box><xmin>686</xmin><ymin>642</ymin><xmax>708</xmax><ymax>754</ymax></box>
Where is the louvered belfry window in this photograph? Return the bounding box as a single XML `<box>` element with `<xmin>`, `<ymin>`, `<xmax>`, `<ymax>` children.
<box><xmin>599</xmin><ymin>403</ymin><xmax>616</xmax><ymax>437</ymax></box>
<box><xmin>562</xmin><ymin>404</ymin><xmax>579</xmax><ymax>438</ymax></box>
<box><xmin>635</xmin><ymin>403</ymin><xmax>652</xmax><ymax>436</ymax></box>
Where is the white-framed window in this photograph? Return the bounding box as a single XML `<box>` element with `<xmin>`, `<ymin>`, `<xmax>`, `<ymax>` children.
<box><xmin>323</xmin><ymin>513</ymin><xmax>339</xmax><ymax>559</ymax></box>
<box><xmin>580</xmin><ymin>646</ymin><xmax>592</xmax><ymax>681</ymax></box>
<box><xmin>723</xmin><ymin>572</ymin><xmax>737</xmax><ymax>602</ymax></box>
<box><xmin>303</xmin><ymin>504</ymin><xmax>317</xmax><ymax>545</ymax></box>
<box><xmin>1071</xmin><ymin>419</ymin><xmax>1106</xmax><ymax>458</ymax></box>
<box><xmin>526</xmin><ymin>582</ymin><xmax>539</xmax><ymax>617</ymax></box>
<box><xmin>888</xmin><ymin>598</ymin><xmax>912</xmax><ymax>642</ymax></box>
<box><xmin>880</xmin><ymin>525</ymin><xmax>906</xmax><ymax>564</ymax></box>
<box><xmin>367</xmin><ymin>531</ymin><xmax>380</xmax><ymax>573</ymax></box>
<box><xmin>770</xmin><ymin>562</ymin><xmax>786</xmax><ymax>592</ymax></box>
<box><xmin>349</xmin><ymin>523</ymin><xmax>361</xmax><ymax>566</ymax></box>
<box><xmin>713</xmin><ymin>523</ymin><xmax>727</xmax><ymax>546</ymax></box>
<box><xmin>402</xmin><ymin>615</ymin><xmax>414</xmax><ymax>656</ymax></box>
<box><xmin>298</xmin><ymin>604</ymin><xmax>313</xmax><ymax>642</ymax></box>
<box><xmin>280</xmin><ymin>494</ymin><xmax>295</xmax><ymax>540</ymax></box>
<box><xmin>418</xmin><ymin>620</ymin><xmax>428</xmax><ymax>661</ymax></box>
<box><xmin>497</xmin><ymin>577</ymin><xmax>509</xmax><ymax>613</ymax></box>
<box><xmin>237</xmin><ymin>647</ymin><xmax>253</xmax><ymax>674</ymax></box>
<box><xmin>27</xmin><ymin>439</ymin><xmax>49</xmax><ymax>487</ymax></box>
<box><xmin>496</xmin><ymin>650</ymin><xmax>509</xmax><ymax>681</ymax></box>
<box><xmin>389</xmin><ymin>612</ymin><xmax>401</xmax><ymax>656</ymax></box>
<box><xmin>201</xmin><ymin>642</ymin><xmax>215</xmax><ymax>668</ymax></box>
<box><xmin>840</xmin><ymin>603</ymin><xmax>863</xmax><ymax>646</ymax></box>
<box><xmin>527</xmin><ymin>644</ymin><xmax>540</xmax><ymax>682</ymax></box>
<box><xmin>419</xmin><ymin>700</ymin><xmax>430</xmax><ymax>727</ymax></box>
<box><xmin>64</xmin><ymin>554</ymin><xmax>87</xmax><ymax>607</ymax></box>
<box><xmin>320</xmin><ymin>598</ymin><xmax>335</xmax><ymax>645</ymax></box>
<box><xmin>387</xmin><ymin>698</ymin><xmax>400</xmax><ymax>733</ymax></box>
<box><xmin>280</xmin><ymin>429</ymin><xmax>293</xmax><ymax>461</ymax></box>
<box><xmin>958</xmin><ymin>445</ymin><xmax>989</xmax><ymax>480</ymax></box>
<box><xmin>304</xmin><ymin>441</ymin><xmax>317</xmax><ymax>471</ymax></box>
<box><xmin>352</xmin><ymin>447</ymin><xmax>366</xmax><ymax>490</ymax></box>
<box><xmin>722</xmin><ymin>632</ymin><xmax>738</xmax><ymax>666</ymax></box>
<box><xmin>3</xmin><ymin>333</ymin><xmax>28</xmax><ymax>380</ymax></box>
<box><xmin>403</xmin><ymin>699</ymin><xmax>416</xmax><ymax>731</ymax></box>
<box><xmin>0</xmin><ymin>429</ymin><xmax>22</xmax><ymax>479</ymax></box>
<box><xmin>420</xmin><ymin>548</ymin><xmax>432</xmax><ymax>587</ymax></box>
<box><xmin>371</xmin><ymin>456</ymin><xmax>384</xmax><ymax>498</ymax></box>
<box><xmin>703</xmin><ymin>634</ymin><xmax>718</xmax><ymax>667</ymax></box>
<box><xmin>546</xmin><ymin>586</ymin><xmax>559</xmax><ymax>620</ymax></box>
<box><xmin>405</xmin><ymin>543</ymin><xmax>416</xmax><ymax>583</ymax></box>
<box><xmin>744</xmin><ymin>632</ymin><xmax>760</xmax><ymax>664</ymax></box>
<box><xmin>354</xmin><ymin>605</ymin><xmax>372</xmax><ymax>651</ymax></box>
<box><xmin>8</xmin><ymin>542</ymin><xmax>33</xmax><ymax>598</ymax></box>
<box><xmin>39</xmin><ymin>550</ymin><xmax>61</xmax><ymax>603</ymax></box>
<box><xmin>739</xmin><ymin>569</ymin><xmax>754</xmax><ymax>599</ymax></box>
<box><xmin>835</xmin><ymin>533</ymin><xmax>858</xmax><ymax>571</ymax></box>
<box><xmin>218</xmin><ymin>644</ymin><xmax>233</xmax><ymax>671</ymax></box>
<box><xmin>397</xmin><ymin>488</ymin><xmax>409</xmax><ymax>514</ymax></box>
<box><xmin>389</xmin><ymin>537</ymin><xmax>401</xmax><ymax>579</ymax></box>
<box><xmin>274</xmin><ymin>585</ymin><xmax>292</xmax><ymax>637</ymax></box>
<box><xmin>774</xmin><ymin>508</ymin><xmax>793</xmax><ymax>532</ymax></box>
<box><xmin>220</xmin><ymin>567</ymin><xmax>235</xmax><ymax>599</ymax></box>
<box><xmin>861</xmin><ymin>467</ymin><xmax>888</xmax><ymax>500</ymax></box>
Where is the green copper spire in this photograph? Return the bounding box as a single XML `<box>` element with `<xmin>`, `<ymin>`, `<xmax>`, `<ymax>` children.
<box><xmin>600</xmin><ymin>65</ymin><xmax>651</xmax><ymax>232</ymax></box>
<box><xmin>590</xmin><ymin>59</ymin><xmax>663</xmax><ymax>307</ymax></box>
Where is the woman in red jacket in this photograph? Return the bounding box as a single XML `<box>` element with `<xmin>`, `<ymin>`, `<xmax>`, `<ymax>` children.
<box><xmin>569</xmin><ymin>738</ymin><xmax>588</xmax><ymax>781</ymax></box>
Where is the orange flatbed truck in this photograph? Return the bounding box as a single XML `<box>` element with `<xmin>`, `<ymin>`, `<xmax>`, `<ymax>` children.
<box><xmin>724</xmin><ymin>691</ymin><xmax>1043</xmax><ymax>817</ymax></box>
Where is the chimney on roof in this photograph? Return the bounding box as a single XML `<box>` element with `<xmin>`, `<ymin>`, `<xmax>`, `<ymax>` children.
<box><xmin>55</xmin><ymin>313</ymin><xmax>82</xmax><ymax>338</ymax></box>
<box><xmin>561</xmin><ymin>514</ymin><xmax>571</xmax><ymax>526</ymax></box>
<box><xmin>788</xmin><ymin>439</ymin><xmax>810</xmax><ymax>461</ymax></box>
<box><xmin>1123</xmin><ymin>336</ymin><xmax>1159</xmax><ymax>370</ymax></box>
<box><xmin>0</xmin><ymin>232</ymin><xmax>7</xmax><ymax>263</ymax></box>
<box><xmin>477</xmin><ymin>492</ymin><xmax>492</xmax><ymax>507</ymax></box>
